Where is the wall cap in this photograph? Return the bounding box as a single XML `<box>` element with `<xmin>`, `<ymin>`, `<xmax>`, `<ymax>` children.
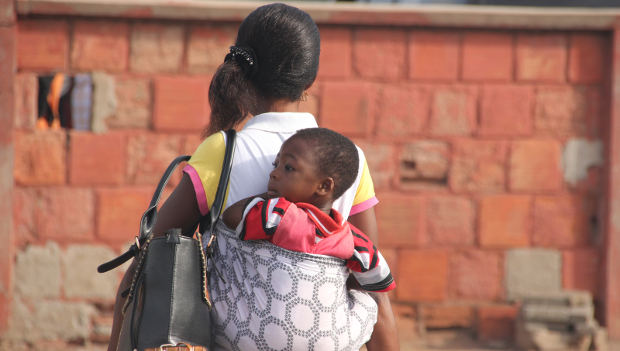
<box><xmin>16</xmin><ymin>0</ymin><xmax>620</xmax><ymax>30</ymax></box>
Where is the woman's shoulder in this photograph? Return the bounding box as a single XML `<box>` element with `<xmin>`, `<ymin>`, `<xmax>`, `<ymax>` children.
<box><xmin>190</xmin><ymin>131</ymin><xmax>226</xmax><ymax>159</ymax></box>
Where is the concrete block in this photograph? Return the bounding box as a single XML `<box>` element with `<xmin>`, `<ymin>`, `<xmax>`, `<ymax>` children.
<box><xmin>91</xmin><ymin>72</ymin><xmax>116</xmax><ymax>134</ymax></box>
<box><xmin>522</xmin><ymin>305</ymin><xmax>593</xmax><ymax>324</ymax></box>
<box><xmin>14</xmin><ymin>243</ymin><xmax>61</xmax><ymax>298</ymax></box>
<box><xmin>4</xmin><ymin>297</ymin><xmax>95</xmax><ymax>342</ymax></box>
<box><xmin>506</xmin><ymin>249</ymin><xmax>561</xmax><ymax>301</ymax></box>
<box><xmin>62</xmin><ymin>245</ymin><xmax>118</xmax><ymax>299</ymax></box>
<box><xmin>521</xmin><ymin>291</ymin><xmax>593</xmax><ymax>307</ymax></box>
<box><xmin>562</xmin><ymin>138</ymin><xmax>603</xmax><ymax>186</ymax></box>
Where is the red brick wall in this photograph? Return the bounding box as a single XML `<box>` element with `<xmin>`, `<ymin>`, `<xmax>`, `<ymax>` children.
<box><xmin>8</xmin><ymin>13</ymin><xmax>612</xmax><ymax>347</ymax></box>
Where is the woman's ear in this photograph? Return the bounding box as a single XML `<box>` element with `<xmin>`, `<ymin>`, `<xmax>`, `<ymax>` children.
<box><xmin>316</xmin><ymin>177</ymin><xmax>334</xmax><ymax>197</ymax></box>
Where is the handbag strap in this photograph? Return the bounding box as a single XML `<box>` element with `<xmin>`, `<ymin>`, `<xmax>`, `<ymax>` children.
<box><xmin>97</xmin><ymin>129</ymin><xmax>236</xmax><ymax>273</ymax></box>
<box><xmin>200</xmin><ymin>128</ymin><xmax>236</xmax><ymax>236</ymax></box>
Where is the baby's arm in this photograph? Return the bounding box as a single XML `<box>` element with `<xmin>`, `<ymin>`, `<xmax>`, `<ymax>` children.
<box><xmin>347</xmin><ymin>225</ymin><xmax>395</xmax><ymax>293</ymax></box>
<box><xmin>222</xmin><ymin>197</ymin><xmax>252</xmax><ymax>229</ymax></box>
<box><xmin>222</xmin><ymin>192</ymin><xmax>276</xmax><ymax>230</ymax></box>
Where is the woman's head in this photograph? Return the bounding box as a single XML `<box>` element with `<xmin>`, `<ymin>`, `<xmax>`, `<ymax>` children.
<box><xmin>207</xmin><ymin>3</ymin><xmax>321</xmax><ymax>135</ymax></box>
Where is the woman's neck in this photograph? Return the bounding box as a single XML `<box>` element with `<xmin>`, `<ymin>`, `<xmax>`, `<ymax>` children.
<box><xmin>255</xmin><ymin>98</ymin><xmax>302</xmax><ymax>115</ymax></box>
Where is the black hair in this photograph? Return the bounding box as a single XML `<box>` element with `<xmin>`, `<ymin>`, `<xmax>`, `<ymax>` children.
<box><xmin>206</xmin><ymin>3</ymin><xmax>321</xmax><ymax>135</ymax></box>
<box><xmin>289</xmin><ymin>128</ymin><xmax>359</xmax><ymax>200</ymax></box>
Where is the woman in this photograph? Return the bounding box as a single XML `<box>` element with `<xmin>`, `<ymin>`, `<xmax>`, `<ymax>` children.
<box><xmin>109</xmin><ymin>3</ymin><xmax>398</xmax><ymax>350</ymax></box>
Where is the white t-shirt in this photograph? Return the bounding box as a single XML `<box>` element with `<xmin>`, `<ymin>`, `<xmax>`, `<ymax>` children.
<box><xmin>183</xmin><ymin>112</ymin><xmax>378</xmax><ymax>221</ymax></box>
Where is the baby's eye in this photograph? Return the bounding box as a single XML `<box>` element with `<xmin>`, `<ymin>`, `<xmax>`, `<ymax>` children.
<box><xmin>284</xmin><ymin>164</ymin><xmax>294</xmax><ymax>172</ymax></box>
<box><xmin>272</xmin><ymin>160</ymin><xmax>278</xmax><ymax>168</ymax></box>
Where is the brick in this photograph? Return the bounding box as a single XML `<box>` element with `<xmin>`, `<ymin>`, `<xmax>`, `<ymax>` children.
<box><xmin>320</xmin><ymin>81</ymin><xmax>376</xmax><ymax>137</ymax></box>
<box><xmin>562</xmin><ymin>248</ymin><xmax>600</xmax><ymax>295</ymax></box>
<box><xmin>14</xmin><ymin>73</ymin><xmax>37</xmax><ymax>130</ymax></box>
<box><xmin>14</xmin><ymin>130</ymin><xmax>66</xmax><ymax>186</ymax></box>
<box><xmin>375</xmin><ymin>193</ymin><xmax>425</xmax><ymax>247</ymax></box>
<box><xmin>108</xmin><ymin>76</ymin><xmax>151</xmax><ymax>129</ymax></box>
<box><xmin>516</xmin><ymin>33</ymin><xmax>567</xmax><ymax>82</ymax></box>
<box><xmin>509</xmin><ymin>139</ymin><xmax>562</xmax><ymax>192</ymax></box>
<box><xmin>0</xmin><ymin>0</ymin><xmax>15</xmax><ymax>25</ymax></box>
<box><xmin>62</xmin><ymin>245</ymin><xmax>118</xmax><ymax>299</ymax></box>
<box><xmin>568</xmin><ymin>33</ymin><xmax>607</xmax><ymax>84</ymax></box>
<box><xmin>396</xmin><ymin>249</ymin><xmax>448</xmax><ymax>302</ymax></box>
<box><xmin>71</xmin><ymin>21</ymin><xmax>129</xmax><ymax>72</ymax></box>
<box><xmin>462</xmin><ymin>32</ymin><xmax>513</xmax><ymax>81</ymax></box>
<box><xmin>13</xmin><ymin>187</ymin><xmax>37</xmax><ymax>247</ymax></box>
<box><xmin>353</xmin><ymin>28</ymin><xmax>406</xmax><ymax>80</ymax></box>
<box><xmin>127</xmin><ymin>132</ymin><xmax>183</xmax><ymax>185</ymax></box>
<box><xmin>426</xmin><ymin>196</ymin><xmax>474</xmax><ymax>246</ymax></box>
<box><xmin>449</xmin><ymin>139</ymin><xmax>508</xmax><ymax>193</ymax></box>
<box><xmin>17</xmin><ymin>20</ymin><xmax>68</xmax><ymax>70</ymax></box>
<box><xmin>408</xmin><ymin>31</ymin><xmax>459</xmax><ymax>81</ymax></box>
<box><xmin>376</xmin><ymin>84</ymin><xmax>430</xmax><ymax>138</ymax></box>
<box><xmin>130</xmin><ymin>23</ymin><xmax>184</xmax><ymax>73</ymax></box>
<box><xmin>479</xmin><ymin>85</ymin><xmax>534</xmax><ymax>137</ymax></box>
<box><xmin>69</xmin><ymin>132</ymin><xmax>127</xmax><ymax>185</ymax></box>
<box><xmin>187</xmin><ymin>24</ymin><xmax>236</xmax><ymax>74</ymax></box>
<box><xmin>318</xmin><ymin>27</ymin><xmax>352</xmax><ymax>79</ymax></box>
<box><xmin>534</xmin><ymin>85</ymin><xmax>601</xmax><ymax>137</ymax></box>
<box><xmin>14</xmin><ymin>243</ymin><xmax>61</xmax><ymax>298</ymax></box>
<box><xmin>354</xmin><ymin>140</ymin><xmax>395</xmax><ymax>190</ymax></box>
<box><xmin>428</xmin><ymin>85</ymin><xmax>477</xmax><ymax>136</ymax></box>
<box><xmin>0</xmin><ymin>25</ymin><xmax>16</xmax><ymax>145</ymax></box>
<box><xmin>421</xmin><ymin>304</ymin><xmax>474</xmax><ymax>329</ymax></box>
<box><xmin>477</xmin><ymin>305</ymin><xmax>518</xmax><ymax>342</ymax></box>
<box><xmin>153</xmin><ymin>76</ymin><xmax>210</xmax><ymax>132</ymax></box>
<box><xmin>36</xmin><ymin>188</ymin><xmax>95</xmax><ymax>242</ymax></box>
<box><xmin>450</xmin><ymin>250</ymin><xmax>502</xmax><ymax>300</ymax></box>
<box><xmin>505</xmin><ymin>248</ymin><xmax>562</xmax><ymax>300</ymax></box>
<box><xmin>96</xmin><ymin>187</ymin><xmax>152</xmax><ymax>243</ymax></box>
<box><xmin>399</xmin><ymin>141</ymin><xmax>449</xmax><ymax>190</ymax></box>
<box><xmin>479</xmin><ymin>195</ymin><xmax>531</xmax><ymax>248</ymax></box>
<box><xmin>533</xmin><ymin>195</ymin><xmax>593</xmax><ymax>248</ymax></box>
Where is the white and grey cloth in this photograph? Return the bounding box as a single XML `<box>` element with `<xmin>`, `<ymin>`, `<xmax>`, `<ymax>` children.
<box><xmin>207</xmin><ymin>222</ymin><xmax>379</xmax><ymax>351</ymax></box>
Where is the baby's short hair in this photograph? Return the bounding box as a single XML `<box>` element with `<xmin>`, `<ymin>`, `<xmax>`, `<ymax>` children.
<box><xmin>290</xmin><ymin>128</ymin><xmax>359</xmax><ymax>200</ymax></box>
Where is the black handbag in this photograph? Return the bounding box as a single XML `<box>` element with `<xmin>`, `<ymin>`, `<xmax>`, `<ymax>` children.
<box><xmin>98</xmin><ymin>129</ymin><xmax>236</xmax><ymax>351</ymax></box>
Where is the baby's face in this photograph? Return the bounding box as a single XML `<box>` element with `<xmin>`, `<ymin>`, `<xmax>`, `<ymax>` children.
<box><xmin>268</xmin><ymin>137</ymin><xmax>321</xmax><ymax>203</ymax></box>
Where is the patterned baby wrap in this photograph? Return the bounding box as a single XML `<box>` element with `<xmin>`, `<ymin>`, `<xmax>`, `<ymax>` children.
<box><xmin>207</xmin><ymin>222</ymin><xmax>379</xmax><ymax>351</ymax></box>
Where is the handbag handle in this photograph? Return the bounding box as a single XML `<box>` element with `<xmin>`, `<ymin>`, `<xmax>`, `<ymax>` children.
<box><xmin>98</xmin><ymin>129</ymin><xmax>236</xmax><ymax>273</ymax></box>
<box><xmin>200</xmin><ymin>128</ymin><xmax>236</xmax><ymax>235</ymax></box>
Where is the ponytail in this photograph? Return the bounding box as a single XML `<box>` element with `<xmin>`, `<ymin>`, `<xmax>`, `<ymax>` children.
<box><xmin>205</xmin><ymin>61</ymin><xmax>257</xmax><ymax>136</ymax></box>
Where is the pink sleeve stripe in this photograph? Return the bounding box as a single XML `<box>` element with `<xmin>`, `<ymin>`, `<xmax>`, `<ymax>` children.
<box><xmin>183</xmin><ymin>164</ymin><xmax>209</xmax><ymax>216</ymax></box>
<box><xmin>350</xmin><ymin>196</ymin><xmax>378</xmax><ymax>216</ymax></box>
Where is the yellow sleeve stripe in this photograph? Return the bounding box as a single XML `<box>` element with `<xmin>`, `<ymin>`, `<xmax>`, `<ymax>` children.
<box><xmin>353</xmin><ymin>159</ymin><xmax>376</xmax><ymax>207</ymax></box>
<box><xmin>185</xmin><ymin>132</ymin><xmax>226</xmax><ymax>215</ymax></box>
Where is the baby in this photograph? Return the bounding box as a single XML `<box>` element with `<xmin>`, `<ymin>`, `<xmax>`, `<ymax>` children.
<box><xmin>222</xmin><ymin>127</ymin><xmax>395</xmax><ymax>293</ymax></box>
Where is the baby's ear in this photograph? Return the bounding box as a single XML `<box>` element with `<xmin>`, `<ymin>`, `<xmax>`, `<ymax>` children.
<box><xmin>316</xmin><ymin>177</ymin><xmax>335</xmax><ymax>196</ymax></box>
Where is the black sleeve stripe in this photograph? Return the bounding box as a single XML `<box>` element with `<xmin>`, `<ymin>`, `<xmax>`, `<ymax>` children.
<box><xmin>369</xmin><ymin>246</ymin><xmax>378</xmax><ymax>269</ymax></box>
<box><xmin>354</xmin><ymin>246</ymin><xmax>369</xmax><ymax>253</ymax></box>
<box><xmin>351</xmin><ymin>230</ymin><xmax>369</xmax><ymax>243</ymax></box>
<box><xmin>261</xmin><ymin>199</ymin><xmax>276</xmax><ymax>236</ymax></box>
<box><xmin>316</xmin><ymin>228</ymin><xmax>325</xmax><ymax>238</ymax></box>
<box><xmin>273</xmin><ymin>207</ymin><xmax>285</xmax><ymax>215</ymax></box>
<box><xmin>239</xmin><ymin>226</ymin><xmax>246</xmax><ymax>240</ymax></box>
<box><xmin>361</xmin><ymin>274</ymin><xmax>394</xmax><ymax>292</ymax></box>
<box><xmin>349</xmin><ymin>255</ymin><xmax>369</xmax><ymax>272</ymax></box>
